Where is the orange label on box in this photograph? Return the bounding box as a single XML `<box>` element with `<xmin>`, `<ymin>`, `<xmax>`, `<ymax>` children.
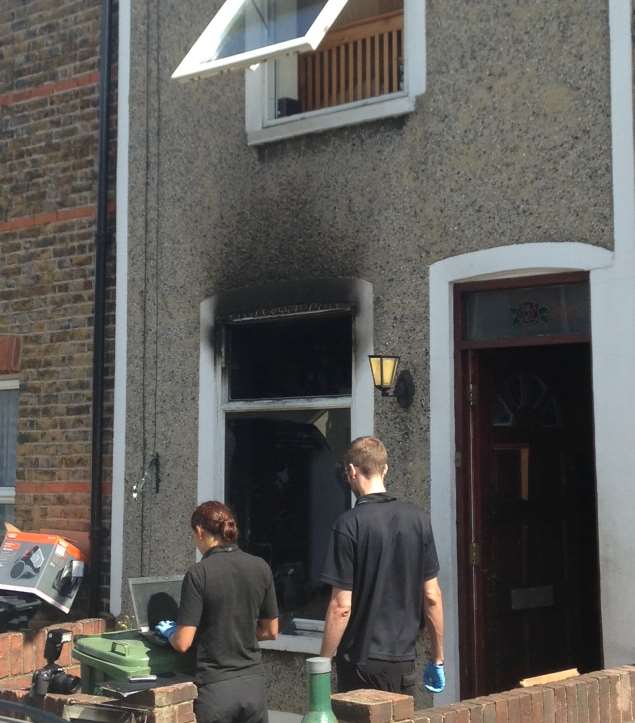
<box><xmin>5</xmin><ymin>531</ymin><xmax>83</xmax><ymax>561</ymax></box>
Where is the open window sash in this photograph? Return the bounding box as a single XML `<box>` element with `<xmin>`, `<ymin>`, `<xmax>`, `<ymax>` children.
<box><xmin>172</xmin><ymin>0</ymin><xmax>350</xmax><ymax>81</ymax></box>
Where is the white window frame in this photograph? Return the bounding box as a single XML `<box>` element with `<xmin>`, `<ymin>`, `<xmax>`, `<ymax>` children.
<box><xmin>245</xmin><ymin>0</ymin><xmax>425</xmax><ymax>145</ymax></box>
<box><xmin>197</xmin><ymin>280</ymin><xmax>374</xmax><ymax>654</ymax></box>
<box><xmin>172</xmin><ymin>0</ymin><xmax>350</xmax><ymax>81</ymax></box>
<box><xmin>0</xmin><ymin>378</ymin><xmax>19</xmax><ymax>512</ymax></box>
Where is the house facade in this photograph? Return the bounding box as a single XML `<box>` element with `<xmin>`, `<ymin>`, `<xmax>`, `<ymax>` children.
<box><xmin>112</xmin><ymin>0</ymin><xmax>635</xmax><ymax>712</ymax></box>
<box><xmin>0</xmin><ymin>0</ymin><xmax>117</xmax><ymax>614</ymax></box>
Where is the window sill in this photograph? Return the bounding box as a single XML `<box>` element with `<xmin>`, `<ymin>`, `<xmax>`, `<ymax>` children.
<box><xmin>269</xmin><ymin>712</ymin><xmax>301</xmax><ymax>723</ymax></box>
<box><xmin>247</xmin><ymin>93</ymin><xmax>416</xmax><ymax>146</ymax></box>
<box><xmin>260</xmin><ymin>634</ymin><xmax>322</xmax><ymax>655</ymax></box>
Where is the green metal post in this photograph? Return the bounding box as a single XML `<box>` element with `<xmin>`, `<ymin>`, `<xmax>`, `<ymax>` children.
<box><xmin>301</xmin><ymin>657</ymin><xmax>337</xmax><ymax>723</ymax></box>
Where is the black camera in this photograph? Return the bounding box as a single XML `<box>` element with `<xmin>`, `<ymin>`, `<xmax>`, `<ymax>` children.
<box><xmin>31</xmin><ymin>629</ymin><xmax>80</xmax><ymax>697</ymax></box>
<box><xmin>31</xmin><ymin>665</ymin><xmax>80</xmax><ymax>696</ymax></box>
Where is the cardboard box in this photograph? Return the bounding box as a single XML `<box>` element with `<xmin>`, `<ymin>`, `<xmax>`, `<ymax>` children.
<box><xmin>0</xmin><ymin>525</ymin><xmax>85</xmax><ymax>613</ymax></box>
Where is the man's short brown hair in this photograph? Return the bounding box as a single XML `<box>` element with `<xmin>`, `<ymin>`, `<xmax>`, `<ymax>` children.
<box><xmin>344</xmin><ymin>436</ymin><xmax>388</xmax><ymax>477</ymax></box>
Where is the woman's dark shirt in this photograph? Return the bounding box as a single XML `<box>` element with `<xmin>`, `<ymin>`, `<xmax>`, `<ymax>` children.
<box><xmin>177</xmin><ymin>545</ymin><xmax>279</xmax><ymax>684</ymax></box>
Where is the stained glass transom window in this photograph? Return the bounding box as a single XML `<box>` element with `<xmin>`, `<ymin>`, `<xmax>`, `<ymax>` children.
<box><xmin>462</xmin><ymin>282</ymin><xmax>590</xmax><ymax>343</ymax></box>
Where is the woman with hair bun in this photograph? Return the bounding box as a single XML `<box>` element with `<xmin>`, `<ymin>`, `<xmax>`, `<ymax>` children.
<box><xmin>154</xmin><ymin>501</ymin><xmax>278</xmax><ymax>723</ymax></box>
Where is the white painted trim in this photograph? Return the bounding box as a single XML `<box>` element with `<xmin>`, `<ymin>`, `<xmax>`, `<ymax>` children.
<box><xmin>263</xmin><ymin>91</ymin><xmax>409</xmax><ymax>128</ymax></box>
<box><xmin>110</xmin><ymin>0</ymin><xmax>131</xmax><ymax>617</ymax></box>
<box><xmin>172</xmin><ymin>0</ymin><xmax>349</xmax><ymax>80</ymax></box>
<box><xmin>428</xmin><ymin>242</ymin><xmax>613</xmax><ymax>705</ymax></box>
<box><xmin>305</xmin><ymin>0</ymin><xmax>350</xmax><ymax>49</ymax></box>
<box><xmin>223</xmin><ymin>397</ymin><xmax>352</xmax><ymax>413</ymax></box>
<box><xmin>197</xmin><ymin>297</ymin><xmax>221</xmax><ymax>505</ymax></box>
<box><xmin>246</xmin><ymin>0</ymin><xmax>424</xmax><ymax>145</ymax></box>
<box><xmin>403</xmin><ymin>0</ymin><xmax>425</xmax><ymax>97</ymax></box>
<box><xmin>0</xmin><ymin>380</ymin><xmax>19</xmax><ymax>391</ymax></box>
<box><xmin>596</xmin><ymin>0</ymin><xmax>635</xmax><ymax>669</ymax></box>
<box><xmin>176</xmin><ymin>38</ymin><xmax>314</xmax><ymax>81</ymax></box>
<box><xmin>351</xmin><ymin>278</ymin><xmax>374</xmax><ymax>439</ymax></box>
<box><xmin>268</xmin><ymin>712</ymin><xmax>301</xmax><ymax>723</ymax></box>
<box><xmin>608</xmin><ymin>0</ymin><xmax>635</xmax><ymax>264</ymax></box>
<box><xmin>259</xmin><ymin>634</ymin><xmax>322</xmax><ymax>655</ymax></box>
<box><xmin>248</xmin><ymin>95</ymin><xmax>415</xmax><ymax>145</ymax></box>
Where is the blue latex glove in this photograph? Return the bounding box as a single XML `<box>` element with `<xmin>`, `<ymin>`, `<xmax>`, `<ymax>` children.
<box><xmin>155</xmin><ymin>620</ymin><xmax>177</xmax><ymax>640</ymax></box>
<box><xmin>423</xmin><ymin>661</ymin><xmax>445</xmax><ymax>693</ymax></box>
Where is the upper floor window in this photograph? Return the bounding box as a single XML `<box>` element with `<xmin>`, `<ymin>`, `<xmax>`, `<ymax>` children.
<box><xmin>266</xmin><ymin>0</ymin><xmax>405</xmax><ymax>120</ymax></box>
<box><xmin>173</xmin><ymin>0</ymin><xmax>351</xmax><ymax>78</ymax></box>
<box><xmin>173</xmin><ymin>0</ymin><xmax>425</xmax><ymax>145</ymax></box>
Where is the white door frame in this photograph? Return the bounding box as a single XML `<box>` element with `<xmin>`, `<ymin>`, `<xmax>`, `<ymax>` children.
<box><xmin>429</xmin><ymin>0</ymin><xmax>635</xmax><ymax>702</ymax></box>
<box><xmin>428</xmin><ymin>243</ymin><xmax>615</xmax><ymax>704</ymax></box>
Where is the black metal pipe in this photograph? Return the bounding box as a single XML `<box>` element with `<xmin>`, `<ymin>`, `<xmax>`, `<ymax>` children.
<box><xmin>89</xmin><ymin>0</ymin><xmax>113</xmax><ymax>616</ymax></box>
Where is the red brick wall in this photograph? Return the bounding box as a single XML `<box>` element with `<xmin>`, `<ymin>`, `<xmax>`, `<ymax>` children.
<box><xmin>0</xmin><ymin>0</ymin><xmax>117</xmax><ymax>612</ymax></box>
<box><xmin>0</xmin><ymin>619</ymin><xmax>105</xmax><ymax>690</ymax></box>
<box><xmin>0</xmin><ymin>623</ymin><xmax>196</xmax><ymax>723</ymax></box>
<box><xmin>332</xmin><ymin>668</ymin><xmax>635</xmax><ymax>723</ymax></box>
<box><xmin>0</xmin><ymin>679</ymin><xmax>197</xmax><ymax>723</ymax></box>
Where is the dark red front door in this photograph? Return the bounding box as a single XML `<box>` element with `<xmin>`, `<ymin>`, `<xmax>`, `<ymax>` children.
<box><xmin>464</xmin><ymin>343</ymin><xmax>602</xmax><ymax>694</ymax></box>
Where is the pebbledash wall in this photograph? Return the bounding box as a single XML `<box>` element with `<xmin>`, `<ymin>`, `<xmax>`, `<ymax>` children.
<box><xmin>112</xmin><ymin>0</ymin><xmax>635</xmax><ymax>715</ymax></box>
<box><xmin>0</xmin><ymin>0</ymin><xmax>117</xmax><ymax>612</ymax></box>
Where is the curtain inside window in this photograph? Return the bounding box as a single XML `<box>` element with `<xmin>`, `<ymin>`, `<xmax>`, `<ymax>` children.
<box><xmin>0</xmin><ymin>390</ymin><xmax>18</xmax><ymax>488</ymax></box>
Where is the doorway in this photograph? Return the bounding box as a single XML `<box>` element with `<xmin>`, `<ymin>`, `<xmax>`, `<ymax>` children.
<box><xmin>455</xmin><ymin>275</ymin><xmax>603</xmax><ymax>697</ymax></box>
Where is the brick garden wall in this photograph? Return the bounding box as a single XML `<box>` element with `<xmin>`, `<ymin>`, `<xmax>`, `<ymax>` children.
<box><xmin>0</xmin><ymin>683</ymin><xmax>198</xmax><ymax>723</ymax></box>
<box><xmin>0</xmin><ymin>619</ymin><xmax>196</xmax><ymax>723</ymax></box>
<box><xmin>332</xmin><ymin>668</ymin><xmax>635</xmax><ymax>723</ymax></box>
<box><xmin>0</xmin><ymin>618</ymin><xmax>104</xmax><ymax>690</ymax></box>
<box><xmin>0</xmin><ymin>0</ymin><xmax>117</xmax><ymax>611</ymax></box>
<box><xmin>1</xmin><ymin>661</ymin><xmax>634</xmax><ymax>723</ymax></box>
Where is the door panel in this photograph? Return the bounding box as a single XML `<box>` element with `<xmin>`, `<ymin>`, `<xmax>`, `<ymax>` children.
<box><xmin>464</xmin><ymin>344</ymin><xmax>602</xmax><ymax>695</ymax></box>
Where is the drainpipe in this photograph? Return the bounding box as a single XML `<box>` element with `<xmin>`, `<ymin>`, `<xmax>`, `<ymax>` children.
<box><xmin>89</xmin><ymin>0</ymin><xmax>113</xmax><ymax>616</ymax></box>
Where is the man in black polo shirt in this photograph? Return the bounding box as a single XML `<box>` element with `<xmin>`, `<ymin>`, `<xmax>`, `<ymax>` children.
<box><xmin>320</xmin><ymin>437</ymin><xmax>445</xmax><ymax>696</ymax></box>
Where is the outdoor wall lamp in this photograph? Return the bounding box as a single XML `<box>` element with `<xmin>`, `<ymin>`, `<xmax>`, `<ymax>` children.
<box><xmin>368</xmin><ymin>355</ymin><xmax>415</xmax><ymax>409</ymax></box>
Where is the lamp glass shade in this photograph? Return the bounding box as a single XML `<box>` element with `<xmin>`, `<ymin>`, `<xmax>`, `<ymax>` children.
<box><xmin>369</xmin><ymin>355</ymin><xmax>400</xmax><ymax>391</ymax></box>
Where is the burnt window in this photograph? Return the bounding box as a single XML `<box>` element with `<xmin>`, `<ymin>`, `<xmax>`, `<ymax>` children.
<box><xmin>224</xmin><ymin>314</ymin><xmax>353</xmax><ymax>630</ymax></box>
<box><xmin>229</xmin><ymin>315</ymin><xmax>352</xmax><ymax>399</ymax></box>
<box><xmin>227</xmin><ymin>408</ymin><xmax>350</xmax><ymax>626</ymax></box>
